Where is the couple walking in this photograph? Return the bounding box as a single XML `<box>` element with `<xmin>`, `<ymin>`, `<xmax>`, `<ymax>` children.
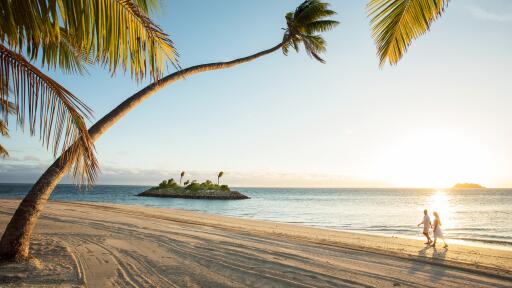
<box><xmin>417</xmin><ymin>209</ymin><xmax>448</xmax><ymax>248</ymax></box>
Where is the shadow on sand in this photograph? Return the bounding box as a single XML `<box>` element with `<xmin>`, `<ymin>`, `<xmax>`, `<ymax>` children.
<box><xmin>407</xmin><ymin>244</ymin><xmax>448</xmax><ymax>283</ymax></box>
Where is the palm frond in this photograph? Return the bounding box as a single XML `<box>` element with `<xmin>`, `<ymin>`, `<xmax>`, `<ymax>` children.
<box><xmin>295</xmin><ymin>1</ymin><xmax>336</xmax><ymax>24</ymax></box>
<box><xmin>0</xmin><ymin>143</ymin><xmax>8</xmax><ymax>158</ymax></box>
<box><xmin>368</xmin><ymin>0</ymin><xmax>449</xmax><ymax>67</ymax></box>
<box><xmin>302</xmin><ymin>36</ymin><xmax>326</xmax><ymax>63</ymax></box>
<box><xmin>0</xmin><ymin>120</ymin><xmax>8</xmax><ymax>136</ymax></box>
<box><xmin>59</xmin><ymin>0</ymin><xmax>179</xmax><ymax>80</ymax></box>
<box><xmin>0</xmin><ymin>1</ymin><xmax>61</xmax><ymax>57</ymax></box>
<box><xmin>303</xmin><ymin>35</ymin><xmax>327</xmax><ymax>53</ymax></box>
<box><xmin>41</xmin><ymin>29</ymin><xmax>91</xmax><ymax>75</ymax></box>
<box><xmin>0</xmin><ymin>101</ymin><xmax>14</xmax><ymax>137</ymax></box>
<box><xmin>305</xmin><ymin>20</ymin><xmax>339</xmax><ymax>34</ymax></box>
<box><xmin>0</xmin><ymin>0</ymin><xmax>178</xmax><ymax>81</ymax></box>
<box><xmin>0</xmin><ymin>119</ymin><xmax>9</xmax><ymax>158</ymax></box>
<box><xmin>0</xmin><ymin>100</ymin><xmax>16</xmax><ymax>117</ymax></box>
<box><xmin>282</xmin><ymin>35</ymin><xmax>291</xmax><ymax>55</ymax></box>
<box><xmin>291</xmin><ymin>38</ymin><xmax>301</xmax><ymax>53</ymax></box>
<box><xmin>0</xmin><ymin>44</ymin><xmax>99</xmax><ymax>184</ymax></box>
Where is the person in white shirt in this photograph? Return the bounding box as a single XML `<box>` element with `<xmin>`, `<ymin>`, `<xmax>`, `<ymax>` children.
<box><xmin>417</xmin><ymin>209</ymin><xmax>432</xmax><ymax>244</ymax></box>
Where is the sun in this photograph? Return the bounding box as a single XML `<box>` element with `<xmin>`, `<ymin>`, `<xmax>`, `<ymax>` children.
<box><xmin>427</xmin><ymin>191</ymin><xmax>454</xmax><ymax>229</ymax></box>
<box><xmin>377</xmin><ymin>129</ymin><xmax>493</xmax><ymax>187</ymax></box>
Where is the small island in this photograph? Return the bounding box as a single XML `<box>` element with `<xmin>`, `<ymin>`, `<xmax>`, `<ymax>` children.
<box><xmin>138</xmin><ymin>173</ymin><xmax>249</xmax><ymax>200</ymax></box>
<box><xmin>452</xmin><ymin>183</ymin><xmax>485</xmax><ymax>189</ymax></box>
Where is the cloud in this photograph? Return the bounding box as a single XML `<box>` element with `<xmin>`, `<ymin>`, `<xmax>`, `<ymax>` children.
<box><xmin>82</xmin><ymin>167</ymin><xmax>391</xmax><ymax>188</ymax></box>
<box><xmin>0</xmin><ymin>163</ymin><xmax>391</xmax><ymax>188</ymax></box>
<box><xmin>23</xmin><ymin>155</ymin><xmax>40</xmax><ymax>162</ymax></box>
<box><xmin>467</xmin><ymin>5</ymin><xmax>512</xmax><ymax>22</ymax></box>
<box><xmin>0</xmin><ymin>163</ymin><xmax>49</xmax><ymax>183</ymax></box>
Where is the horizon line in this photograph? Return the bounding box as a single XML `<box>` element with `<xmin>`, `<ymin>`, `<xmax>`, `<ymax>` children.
<box><xmin>0</xmin><ymin>182</ymin><xmax>505</xmax><ymax>190</ymax></box>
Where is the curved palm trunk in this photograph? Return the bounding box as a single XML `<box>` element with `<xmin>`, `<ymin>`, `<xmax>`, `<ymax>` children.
<box><xmin>0</xmin><ymin>40</ymin><xmax>285</xmax><ymax>261</ymax></box>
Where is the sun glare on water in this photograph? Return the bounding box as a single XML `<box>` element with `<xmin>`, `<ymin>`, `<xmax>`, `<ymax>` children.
<box><xmin>426</xmin><ymin>191</ymin><xmax>454</xmax><ymax>229</ymax></box>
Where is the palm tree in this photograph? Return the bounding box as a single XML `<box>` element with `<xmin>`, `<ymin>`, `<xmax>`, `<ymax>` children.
<box><xmin>180</xmin><ymin>171</ymin><xmax>186</xmax><ymax>185</ymax></box>
<box><xmin>367</xmin><ymin>0</ymin><xmax>450</xmax><ymax>66</ymax></box>
<box><xmin>0</xmin><ymin>0</ymin><xmax>177</xmax><ymax>261</ymax></box>
<box><xmin>0</xmin><ymin>0</ymin><xmax>339</xmax><ymax>261</ymax></box>
<box><xmin>217</xmin><ymin>171</ymin><xmax>224</xmax><ymax>185</ymax></box>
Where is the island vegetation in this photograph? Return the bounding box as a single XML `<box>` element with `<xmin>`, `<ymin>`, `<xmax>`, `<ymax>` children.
<box><xmin>452</xmin><ymin>183</ymin><xmax>485</xmax><ymax>189</ymax></box>
<box><xmin>138</xmin><ymin>172</ymin><xmax>249</xmax><ymax>200</ymax></box>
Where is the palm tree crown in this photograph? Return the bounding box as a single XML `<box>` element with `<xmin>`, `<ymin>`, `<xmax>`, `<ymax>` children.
<box><xmin>0</xmin><ymin>0</ymin><xmax>178</xmax><ymax>184</ymax></box>
<box><xmin>217</xmin><ymin>171</ymin><xmax>224</xmax><ymax>185</ymax></box>
<box><xmin>282</xmin><ymin>0</ymin><xmax>339</xmax><ymax>63</ymax></box>
<box><xmin>180</xmin><ymin>171</ymin><xmax>186</xmax><ymax>185</ymax></box>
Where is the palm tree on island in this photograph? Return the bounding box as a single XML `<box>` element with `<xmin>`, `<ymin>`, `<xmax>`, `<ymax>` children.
<box><xmin>217</xmin><ymin>171</ymin><xmax>224</xmax><ymax>185</ymax></box>
<box><xmin>180</xmin><ymin>171</ymin><xmax>186</xmax><ymax>185</ymax></box>
<box><xmin>0</xmin><ymin>0</ymin><xmax>451</xmax><ymax>262</ymax></box>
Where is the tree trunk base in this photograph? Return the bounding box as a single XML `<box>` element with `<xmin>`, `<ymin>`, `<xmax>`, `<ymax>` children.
<box><xmin>0</xmin><ymin>254</ymin><xmax>30</xmax><ymax>263</ymax></box>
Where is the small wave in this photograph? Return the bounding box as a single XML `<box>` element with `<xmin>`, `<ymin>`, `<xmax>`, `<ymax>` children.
<box><xmin>449</xmin><ymin>233</ymin><xmax>512</xmax><ymax>241</ymax></box>
<box><xmin>451</xmin><ymin>237</ymin><xmax>512</xmax><ymax>246</ymax></box>
<box><xmin>347</xmin><ymin>227</ymin><xmax>414</xmax><ymax>233</ymax></box>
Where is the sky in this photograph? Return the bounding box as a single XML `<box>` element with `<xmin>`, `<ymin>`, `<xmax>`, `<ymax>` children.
<box><xmin>2</xmin><ymin>0</ymin><xmax>512</xmax><ymax>188</ymax></box>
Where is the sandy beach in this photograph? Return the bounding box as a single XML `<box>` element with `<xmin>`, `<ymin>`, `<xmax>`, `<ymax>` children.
<box><xmin>0</xmin><ymin>199</ymin><xmax>510</xmax><ymax>287</ymax></box>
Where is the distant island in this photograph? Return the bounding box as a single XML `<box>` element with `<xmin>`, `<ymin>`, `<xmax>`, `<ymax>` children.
<box><xmin>138</xmin><ymin>177</ymin><xmax>249</xmax><ymax>200</ymax></box>
<box><xmin>452</xmin><ymin>183</ymin><xmax>485</xmax><ymax>189</ymax></box>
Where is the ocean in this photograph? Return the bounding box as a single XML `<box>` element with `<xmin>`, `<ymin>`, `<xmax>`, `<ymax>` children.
<box><xmin>1</xmin><ymin>184</ymin><xmax>511</xmax><ymax>249</ymax></box>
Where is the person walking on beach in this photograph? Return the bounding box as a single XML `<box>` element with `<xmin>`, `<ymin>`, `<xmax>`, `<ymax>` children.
<box><xmin>417</xmin><ymin>209</ymin><xmax>432</xmax><ymax>244</ymax></box>
<box><xmin>432</xmin><ymin>211</ymin><xmax>448</xmax><ymax>248</ymax></box>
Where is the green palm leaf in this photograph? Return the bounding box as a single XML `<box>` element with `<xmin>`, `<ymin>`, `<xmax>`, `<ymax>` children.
<box><xmin>305</xmin><ymin>20</ymin><xmax>340</xmax><ymax>34</ymax></box>
<box><xmin>0</xmin><ymin>119</ymin><xmax>8</xmax><ymax>137</ymax></box>
<box><xmin>0</xmin><ymin>44</ymin><xmax>98</xmax><ymax>183</ymax></box>
<box><xmin>295</xmin><ymin>1</ymin><xmax>336</xmax><ymax>24</ymax></box>
<box><xmin>0</xmin><ymin>100</ymin><xmax>15</xmax><ymax>158</ymax></box>
<box><xmin>40</xmin><ymin>30</ymin><xmax>91</xmax><ymax>75</ymax></box>
<box><xmin>0</xmin><ymin>143</ymin><xmax>8</xmax><ymax>158</ymax></box>
<box><xmin>0</xmin><ymin>117</ymin><xmax>9</xmax><ymax>157</ymax></box>
<box><xmin>368</xmin><ymin>0</ymin><xmax>449</xmax><ymax>67</ymax></box>
<box><xmin>1</xmin><ymin>0</ymin><xmax>178</xmax><ymax>81</ymax></box>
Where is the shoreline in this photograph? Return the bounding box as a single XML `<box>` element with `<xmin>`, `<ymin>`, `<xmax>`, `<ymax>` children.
<box><xmin>0</xmin><ymin>199</ymin><xmax>511</xmax><ymax>287</ymax></box>
<box><xmin>1</xmin><ymin>185</ymin><xmax>511</xmax><ymax>251</ymax></box>
<box><xmin>321</xmin><ymin>229</ymin><xmax>512</xmax><ymax>252</ymax></box>
<box><xmin>3</xmin><ymin>195</ymin><xmax>511</xmax><ymax>251</ymax></box>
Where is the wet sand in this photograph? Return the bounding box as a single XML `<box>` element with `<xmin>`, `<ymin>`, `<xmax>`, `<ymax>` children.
<box><xmin>0</xmin><ymin>199</ymin><xmax>511</xmax><ymax>287</ymax></box>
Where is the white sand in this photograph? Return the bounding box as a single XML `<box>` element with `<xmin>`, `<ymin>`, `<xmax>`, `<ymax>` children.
<box><xmin>0</xmin><ymin>199</ymin><xmax>511</xmax><ymax>287</ymax></box>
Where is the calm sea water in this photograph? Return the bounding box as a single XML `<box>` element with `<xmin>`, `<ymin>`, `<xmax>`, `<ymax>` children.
<box><xmin>1</xmin><ymin>184</ymin><xmax>511</xmax><ymax>249</ymax></box>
